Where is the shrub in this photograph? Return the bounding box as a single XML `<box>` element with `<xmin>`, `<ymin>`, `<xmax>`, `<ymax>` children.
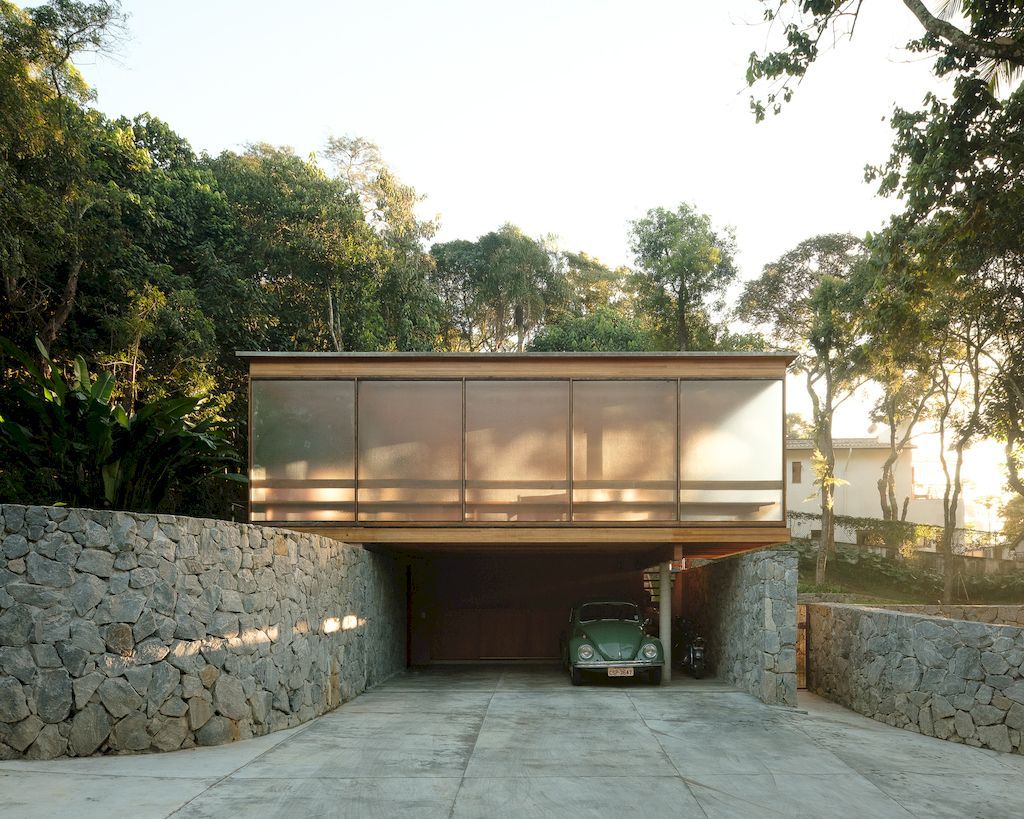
<box><xmin>0</xmin><ymin>338</ymin><xmax>244</xmax><ymax>514</ymax></box>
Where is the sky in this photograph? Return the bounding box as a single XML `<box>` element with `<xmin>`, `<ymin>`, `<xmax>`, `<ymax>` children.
<box><xmin>84</xmin><ymin>0</ymin><xmax>938</xmax><ymax>274</ymax></box>
<box><xmin>77</xmin><ymin>0</ymin><xmax>1006</xmax><ymax>527</ymax></box>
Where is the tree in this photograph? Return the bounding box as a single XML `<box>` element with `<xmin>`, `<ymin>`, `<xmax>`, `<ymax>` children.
<box><xmin>429</xmin><ymin>239</ymin><xmax>485</xmax><ymax>350</ymax></box>
<box><xmin>528</xmin><ymin>306</ymin><xmax>657</xmax><ymax>352</ymax></box>
<box><xmin>323</xmin><ymin>135</ymin><xmax>442</xmax><ymax>351</ymax></box>
<box><xmin>429</xmin><ymin>225</ymin><xmax>567</xmax><ymax>352</ymax></box>
<box><xmin>746</xmin><ymin>1</ymin><xmax>1024</xmax><ymax>123</ymax></box>
<box><xmin>748</xmin><ymin>2</ymin><xmax>1024</xmax><ymax>502</ymax></box>
<box><xmin>204</xmin><ymin>144</ymin><xmax>388</xmax><ymax>353</ymax></box>
<box><xmin>628</xmin><ymin>203</ymin><xmax>737</xmax><ymax>351</ymax></box>
<box><xmin>482</xmin><ymin>226</ymin><xmax>564</xmax><ymax>352</ymax></box>
<box><xmin>1002</xmin><ymin>494</ymin><xmax>1024</xmax><ymax>553</ymax></box>
<box><xmin>554</xmin><ymin>252</ymin><xmax>627</xmax><ymax>319</ymax></box>
<box><xmin>0</xmin><ymin>0</ymin><xmax>128</xmax><ymax>359</ymax></box>
<box><xmin>853</xmin><ymin>244</ymin><xmax>939</xmax><ymax>532</ymax></box>
<box><xmin>739</xmin><ymin>234</ymin><xmax>867</xmax><ymax>584</ymax></box>
<box><xmin>786</xmin><ymin>412</ymin><xmax>814</xmax><ymax>439</ymax></box>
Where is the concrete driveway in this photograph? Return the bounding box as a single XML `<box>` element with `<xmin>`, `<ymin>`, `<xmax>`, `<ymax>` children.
<box><xmin>2</xmin><ymin>666</ymin><xmax>1023</xmax><ymax>818</ymax></box>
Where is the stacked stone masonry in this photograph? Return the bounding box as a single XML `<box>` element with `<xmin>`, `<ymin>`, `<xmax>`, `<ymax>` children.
<box><xmin>0</xmin><ymin>505</ymin><xmax>404</xmax><ymax>759</ymax></box>
<box><xmin>808</xmin><ymin>603</ymin><xmax>1024</xmax><ymax>755</ymax></box>
<box><xmin>680</xmin><ymin>546</ymin><xmax>798</xmax><ymax>706</ymax></box>
<box><xmin>877</xmin><ymin>605</ymin><xmax>1024</xmax><ymax>628</ymax></box>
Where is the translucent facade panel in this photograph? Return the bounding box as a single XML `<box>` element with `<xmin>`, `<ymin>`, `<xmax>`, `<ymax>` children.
<box><xmin>572</xmin><ymin>381</ymin><xmax>676</xmax><ymax>521</ymax></box>
<box><xmin>465</xmin><ymin>381</ymin><xmax>569</xmax><ymax>522</ymax></box>
<box><xmin>358</xmin><ymin>381</ymin><xmax>463</xmax><ymax>521</ymax></box>
<box><xmin>251</xmin><ymin>380</ymin><xmax>355</xmax><ymax>522</ymax></box>
<box><xmin>679</xmin><ymin>380</ymin><xmax>783</xmax><ymax>521</ymax></box>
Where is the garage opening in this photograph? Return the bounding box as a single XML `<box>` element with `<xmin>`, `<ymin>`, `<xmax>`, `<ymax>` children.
<box><xmin>406</xmin><ymin>551</ymin><xmax>656</xmax><ymax>664</ymax></box>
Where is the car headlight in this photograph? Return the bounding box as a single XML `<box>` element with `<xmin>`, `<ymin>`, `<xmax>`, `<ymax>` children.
<box><xmin>578</xmin><ymin>644</ymin><xmax>594</xmax><ymax>660</ymax></box>
<box><xmin>641</xmin><ymin>643</ymin><xmax>658</xmax><ymax>660</ymax></box>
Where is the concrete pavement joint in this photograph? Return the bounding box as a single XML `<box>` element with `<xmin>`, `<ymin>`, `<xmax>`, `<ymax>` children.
<box><xmin>445</xmin><ymin>673</ymin><xmax>497</xmax><ymax>818</ymax></box>
<box><xmin>163</xmin><ymin>717</ymin><xmax>321</xmax><ymax>818</ymax></box>
<box><xmin>626</xmin><ymin>687</ymin><xmax>709</xmax><ymax>818</ymax></box>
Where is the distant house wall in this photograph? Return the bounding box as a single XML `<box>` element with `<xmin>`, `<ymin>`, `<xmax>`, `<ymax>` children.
<box><xmin>786</xmin><ymin>441</ymin><xmax>963</xmax><ymax>541</ymax></box>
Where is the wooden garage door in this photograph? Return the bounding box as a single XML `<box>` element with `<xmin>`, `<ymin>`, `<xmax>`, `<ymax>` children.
<box><xmin>410</xmin><ymin>554</ymin><xmax>644</xmax><ymax>663</ymax></box>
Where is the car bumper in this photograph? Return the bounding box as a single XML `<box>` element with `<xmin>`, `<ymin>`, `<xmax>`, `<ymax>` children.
<box><xmin>574</xmin><ymin>660</ymin><xmax>663</xmax><ymax>669</ymax></box>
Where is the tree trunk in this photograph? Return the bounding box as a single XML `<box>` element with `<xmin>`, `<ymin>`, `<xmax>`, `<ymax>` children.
<box><xmin>877</xmin><ymin>471</ymin><xmax>893</xmax><ymax>521</ymax></box>
<box><xmin>941</xmin><ymin>443</ymin><xmax>967</xmax><ymax>604</ymax></box>
<box><xmin>38</xmin><ymin>254</ymin><xmax>83</xmax><ymax>374</ymax></box>
<box><xmin>815</xmin><ymin>463</ymin><xmax>836</xmax><ymax>585</ymax></box>
<box><xmin>677</xmin><ymin>295</ymin><xmax>688</xmax><ymax>352</ymax></box>
<box><xmin>326</xmin><ymin>287</ymin><xmax>342</xmax><ymax>352</ymax></box>
<box><xmin>816</xmin><ymin>484</ymin><xmax>836</xmax><ymax>585</ymax></box>
<box><xmin>811</xmin><ymin>369</ymin><xmax>837</xmax><ymax>586</ymax></box>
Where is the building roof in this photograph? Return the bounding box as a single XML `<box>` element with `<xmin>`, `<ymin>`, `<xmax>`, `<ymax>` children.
<box><xmin>786</xmin><ymin>437</ymin><xmax>895</xmax><ymax>451</ymax></box>
<box><xmin>236</xmin><ymin>351</ymin><xmax>797</xmax><ymax>361</ymax></box>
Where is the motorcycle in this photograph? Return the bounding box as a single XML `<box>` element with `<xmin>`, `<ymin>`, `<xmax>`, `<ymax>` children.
<box><xmin>683</xmin><ymin>634</ymin><xmax>706</xmax><ymax>679</ymax></box>
<box><xmin>671</xmin><ymin>617</ymin><xmax>707</xmax><ymax>679</ymax></box>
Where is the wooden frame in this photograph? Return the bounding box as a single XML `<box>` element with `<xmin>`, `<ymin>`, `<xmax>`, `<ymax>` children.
<box><xmin>241</xmin><ymin>351</ymin><xmax>793</xmax><ymax>379</ymax></box>
<box><xmin>240</xmin><ymin>351</ymin><xmax>795</xmax><ymax>550</ymax></box>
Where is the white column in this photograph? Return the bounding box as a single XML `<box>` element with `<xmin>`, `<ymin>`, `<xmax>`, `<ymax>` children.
<box><xmin>659</xmin><ymin>560</ymin><xmax>672</xmax><ymax>683</ymax></box>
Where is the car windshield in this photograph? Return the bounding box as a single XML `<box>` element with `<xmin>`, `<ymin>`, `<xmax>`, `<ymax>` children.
<box><xmin>578</xmin><ymin>603</ymin><xmax>638</xmax><ymax>622</ymax></box>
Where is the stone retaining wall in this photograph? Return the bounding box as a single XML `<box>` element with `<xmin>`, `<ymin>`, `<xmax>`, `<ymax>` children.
<box><xmin>0</xmin><ymin>505</ymin><xmax>405</xmax><ymax>759</ymax></box>
<box><xmin>680</xmin><ymin>546</ymin><xmax>798</xmax><ymax>706</ymax></box>
<box><xmin>807</xmin><ymin>603</ymin><xmax>1024</xmax><ymax>754</ymax></box>
<box><xmin>877</xmin><ymin>605</ymin><xmax>1024</xmax><ymax>628</ymax></box>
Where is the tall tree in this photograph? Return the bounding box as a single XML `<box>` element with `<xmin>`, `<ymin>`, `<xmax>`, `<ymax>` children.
<box><xmin>430</xmin><ymin>225</ymin><xmax>566</xmax><ymax>352</ymax></box>
<box><xmin>746</xmin><ymin>0</ymin><xmax>1024</xmax><ymax>574</ymax></box>
<box><xmin>429</xmin><ymin>239</ymin><xmax>484</xmax><ymax>350</ymax></box>
<box><xmin>0</xmin><ymin>0</ymin><xmax>126</xmax><ymax>357</ymax></box>
<box><xmin>323</xmin><ymin>135</ymin><xmax>442</xmax><ymax>351</ymax></box>
<box><xmin>204</xmin><ymin>144</ymin><xmax>384</xmax><ymax>353</ymax></box>
<box><xmin>628</xmin><ymin>204</ymin><xmax>737</xmax><ymax>351</ymax></box>
<box><xmin>855</xmin><ymin>245</ymin><xmax>938</xmax><ymax>531</ymax></box>
<box><xmin>739</xmin><ymin>234</ymin><xmax>867</xmax><ymax>584</ymax></box>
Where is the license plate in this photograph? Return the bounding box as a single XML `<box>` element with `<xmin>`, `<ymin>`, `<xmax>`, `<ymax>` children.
<box><xmin>607</xmin><ymin>667</ymin><xmax>634</xmax><ymax>677</ymax></box>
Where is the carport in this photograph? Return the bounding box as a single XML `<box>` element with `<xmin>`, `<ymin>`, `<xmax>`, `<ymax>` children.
<box><xmin>239</xmin><ymin>351</ymin><xmax>794</xmax><ymax>692</ymax></box>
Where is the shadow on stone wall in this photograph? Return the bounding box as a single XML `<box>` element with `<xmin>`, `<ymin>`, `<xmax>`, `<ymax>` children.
<box><xmin>0</xmin><ymin>505</ymin><xmax>405</xmax><ymax>759</ymax></box>
<box><xmin>680</xmin><ymin>546</ymin><xmax>798</xmax><ymax>706</ymax></box>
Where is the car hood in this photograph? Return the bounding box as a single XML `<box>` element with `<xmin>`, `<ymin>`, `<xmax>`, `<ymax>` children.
<box><xmin>578</xmin><ymin>620</ymin><xmax>644</xmax><ymax>661</ymax></box>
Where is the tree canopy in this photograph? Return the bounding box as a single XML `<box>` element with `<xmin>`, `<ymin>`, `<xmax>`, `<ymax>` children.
<box><xmin>628</xmin><ymin>203</ymin><xmax>738</xmax><ymax>351</ymax></box>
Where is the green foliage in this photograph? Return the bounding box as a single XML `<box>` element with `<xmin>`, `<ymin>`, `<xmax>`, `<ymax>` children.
<box><xmin>745</xmin><ymin>2</ymin><xmax>1024</xmax><ymax>510</ymax></box>
<box><xmin>627</xmin><ymin>203</ymin><xmax>737</xmax><ymax>351</ymax></box>
<box><xmin>0</xmin><ymin>337</ymin><xmax>242</xmax><ymax>513</ymax></box>
<box><xmin>528</xmin><ymin>307</ymin><xmax>657</xmax><ymax>352</ymax></box>
<box><xmin>792</xmin><ymin>537</ymin><xmax>1024</xmax><ymax>605</ymax></box>
<box><xmin>786</xmin><ymin>412</ymin><xmax>814</xmax><ymax>438</ymax></box>
<box><xmin>430</xmin><ymin>225</ymin><xmax>568</xmax><ymax>352</ymax></box>
<box><xmin>1002</xmin><ymin>494</ymin><xmax>1024</xmax><ymax>549</ymax></box>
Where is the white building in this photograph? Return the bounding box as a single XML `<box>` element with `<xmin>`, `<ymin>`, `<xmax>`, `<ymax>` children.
<box><xmin>785</xmin><ymin>437</ymin><xmax>965</xmax><ymax>544</ymax></box>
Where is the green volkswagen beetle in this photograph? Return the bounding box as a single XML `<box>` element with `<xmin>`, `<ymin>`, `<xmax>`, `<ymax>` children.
<box><xmin>564</xmin><ymin>600</ymin><xmax>664</xmax><ymax>685</ymax></box>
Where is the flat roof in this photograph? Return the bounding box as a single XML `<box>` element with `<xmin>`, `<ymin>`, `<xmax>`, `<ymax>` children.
<box><xmin>787</xmin><ymin>437</ymin><xmax>904</xmax><ymax>450</ymax></box>
<box><xmin>237</xmin><ymin>350</ymin><xmax>797</xmax><ymax>361</ymax></box>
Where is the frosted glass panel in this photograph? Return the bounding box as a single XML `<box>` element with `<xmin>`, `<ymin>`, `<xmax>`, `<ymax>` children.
<box><xmin>251</xmin><ymin>380</ymin><xmax>355</xmax><ymax>522</ymax></box>
<box><xmin>466</xmin><ymin>381</ymin><xmax>569</xmax><ymax>521</ymax></box>
<box><xmin>679</xmin><ymin>380</ymin><xmax>783</xmax><ymax>521</ymax></box>
<box><xmin>572</xmin><ymin>381</ymin><xmax>676</xmax><ymax>521</ymax></box>
<box><xmin>358</xmin><ymin>381</ymin><xmax>462</xmax><ymax>521</ymax></box>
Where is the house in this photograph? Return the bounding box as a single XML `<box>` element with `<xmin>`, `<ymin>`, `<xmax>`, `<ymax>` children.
<box><xmin>237</xmin><ymin>350</ymin><xmax>797</xmax><ymax>698</ymax></box>
<box><xmin>785</xmin><ymin>436</ymin><xmax>965</xmax><ymax>544</ymax></box>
